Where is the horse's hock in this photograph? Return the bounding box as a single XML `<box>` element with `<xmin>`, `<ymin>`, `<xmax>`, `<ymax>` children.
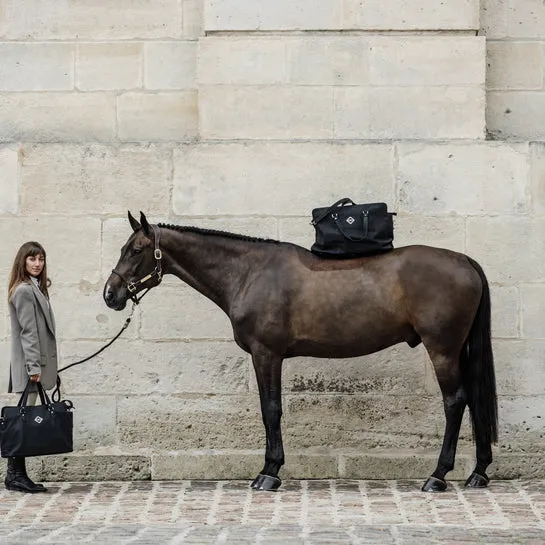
<box><xmin>0</xmin><ymin>0</ymin><xmax>544</xmax><ymax>482</ymax></box>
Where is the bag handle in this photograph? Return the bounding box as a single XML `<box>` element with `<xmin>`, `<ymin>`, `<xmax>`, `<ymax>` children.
<box><xmin>311</xmin><ymin>198</ymin><xmax>355</xmax><ymax>226</ymax></box>
<box><xmin>333</xmin><ymin>211</ymin><xmax>370</xmax><ymax>242</ymax></box>
<box><xmin>18</xmin><ymin>380</ymin><xmax>51</xmax><ymax>408</ymax></box>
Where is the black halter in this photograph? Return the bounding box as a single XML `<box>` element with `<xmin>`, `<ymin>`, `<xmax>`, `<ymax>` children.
<box><xmin>111</xmin><ymin>225</ymin><xmax>163</xmax><ymax>304</ymax></box>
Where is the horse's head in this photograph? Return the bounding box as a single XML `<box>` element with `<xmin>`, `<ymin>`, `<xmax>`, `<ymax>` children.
<box><xmin>103</xmin><ymin>211</ymin><xmax>163</xmax><ymax>310</ymax></box>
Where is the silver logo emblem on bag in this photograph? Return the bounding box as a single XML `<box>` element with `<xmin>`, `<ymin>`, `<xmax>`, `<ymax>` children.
<box><xmin>346</xmin><ymin>216</ymin><xmax>355</xmax><ymax>225</ymax></box>
<box><xmin>34</xmin><ymin>416</ymin><xmax>43</xmax><ymax>424</ymax></box>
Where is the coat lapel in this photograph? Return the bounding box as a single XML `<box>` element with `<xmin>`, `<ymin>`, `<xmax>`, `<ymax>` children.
<box><xmin>30</xmin><ymin>282</ymin><xmax>56</xmax><ymax>335</ymax></box>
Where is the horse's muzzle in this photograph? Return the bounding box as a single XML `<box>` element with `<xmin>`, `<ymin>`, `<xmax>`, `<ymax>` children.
<box><xmin>103</xmin><ymin>284</ymin><xmax>127</xmax><ymax>311</ymax></box>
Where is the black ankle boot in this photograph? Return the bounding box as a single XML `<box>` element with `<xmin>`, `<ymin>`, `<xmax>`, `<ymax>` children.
<box><xmin>4</xmin><ymin>457</ymin><xmax>47</xmax><ymax>493</ymax></box>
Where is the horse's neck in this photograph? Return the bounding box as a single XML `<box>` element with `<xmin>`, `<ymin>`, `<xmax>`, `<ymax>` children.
<box><xmin>161</xmin><ymin>229</ymin><xmax>254</xmax><ymax>310</ymax></box>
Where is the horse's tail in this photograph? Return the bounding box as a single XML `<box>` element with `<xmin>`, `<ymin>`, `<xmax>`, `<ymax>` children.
<box><xmin>461</xmin><ymin>257</ymin><xmax>498</xmax><ymax>445</ymax></box>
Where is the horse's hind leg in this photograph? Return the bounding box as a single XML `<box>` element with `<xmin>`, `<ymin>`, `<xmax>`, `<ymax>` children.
<box><xmin>422</xmin><ymin>351</ymin><xmax>467</xmax><ymax>492</ymax></box>
<box><xmin>250</xmin><ymin>347</ymin><xmax>284</xmax><ymax>491</ymax></box>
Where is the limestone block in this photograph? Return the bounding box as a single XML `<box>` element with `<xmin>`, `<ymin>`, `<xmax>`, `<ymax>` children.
<box><xmin>0</xmin><ymin>146</ymin><xmax>18</xmax><ymax>214</ymax></box>
<box><xmin>39</xmin><ymin>455</ymin><xmax>151</xmax><ymax>481</ymax></box>
<box><xmin>466</xmin><ymin>218</ymin><xmax>545</xmax><ymax>283</ymax></box>
<box><xmin>117</xmin><ymin>91</ymin><xmax>198</xmax><ymax>141</ymax></box>
<box><xmin>283</xmin><ymin>344</ymin><xmax>428</xmax><ymax>395</ymax></box>
<box><xmin>144</xmin><ymin>42</ymin><xmax>197</xmax><ymax>90</ymax></box>
<box><xmin>0</xmin><ymin>43</ymin><xmax>73</xmax><ymax>91</ymax></box>
<box><xmin>369</xmin><ymin>37</ymin><xmax>485</xmax><ymax>86</ymax></box>
<box><xmin>531</xmin><ymin>143</ymin><xmax>545</xmax><ymax>215</ymax></box>
<box><xmin>498</xmin><ymin>396</ymin><xmax>545</xmax><ymax>452</ymax></box>
<box><xmin>76</xmin><ymin>43</ymin><xmax>142</xmax><ymax>91</ymax></box>
<box><xmin>70</xmin><ymin>396</ymin><xmax>116</xmax><ymax>451</ymax></box>
<box><xmin>0</xmin><ymin>93</ymin><xmax>116</xmax><ymax>142</ymax></box>
<box><xmin>117</xmin><ymin>394</ymin><xmax>263</xmax><ymax>449</ymax></box>
<box><xmin>0</xmin><ymin>0</ymin><xmax>182</xmax><ymax>40</ymax></box>
<box><xmin>278</xmin><ymin>218</ymin><xmax>318</xmax><ymax>251</ymax></box>
<box><xmin>487</xmin><ymin>92</ymin><xmax>545</xmax><ymax>140</ymax></box>
<box><xmin>199</xmin><ymin>37</ymin><xmax>287</xmax><ymax>85</ymax></box>
<box><xmin>0</xmin><ymin>217</ymin><xmax>101</xmax><ymax>283</ymax></box>
<box><xmin>283</xmin><ymin>394</ymin><xmax>463</xmax><ymax>450</ymax></box>
<box><xmin>344</xmin><ymin>0</ymin><xmax>479</xmax><ymax>30</ymax></box>
<box><xmin>507</xmin><ymin>0</ymin><xmax>545</xmax><ymax>38</ymax></box>
<box><xmin>60</xmin><ymin>340</ymin><xmax>249</xmax><ymax>395</ymax></box>
<box><xmin>487</xmin><ymin>42</ymin><xmax>544</xmax><ymax>89</ymax></box>
<box><xmin>139</xmin><ymin>286</ymin><xmax>233</xmax><ymax>340</ymax></box>
<box><xmin>183</xmin><ymin>0</ymin><xmax>204</xmax><ymax>38</ymax></box>
<box><xmin>397</xmin><ymin>143</ymin><xmax>528</xmax><ymax>215</ymax></box>
<box><xmin>342</xmin><ymin>451</ymin><xmax>472</xmax><ymax>480</ymax></box>
<box><xmin>173</xmin><ymin>143</ymin><xmax>394</xmax><ymax>216</ymax></box>
<box><xmin>167</xmin><ymin>217</ymin><xmax>279</xmax><ymax>239</ymax></box>
<box><xmin>490</xmin><ymin>286</ymin><xmax>519</xmax><ymax>339</ymax></box>
<box><xmin>394</xmin><ymin>216</ymin><xmax>466</xmax><ymax>253</ymax></box>
<box><xmin>480</xmin><ymin>0</ymin><xmax>508</xmax><ymax>39</ymax></box>
<box><xmin>491</xmin><ymin>453</ymin><xmax>545</xmax><ymax>479</ymax></box>
<box><xmin>288</xmin><ymin>37</ymin><xmax>369</xmax><ymax>86</ymax></box>
<box><xmin>335</xmin><ymin>87</ymin><xmax>485</xmax><ymax>139</ymax></box>
<box><xmin>494</xmin><ymin>340</ymin><xmax>545</xmax><ymax>396</ymax></box>
<box><xmin>20</xmin><ymin>144</ymin><xmax>171</xmax><ymax>215</ymax></box>
<box><xmin>521</xmin><ymin>284</ymin><xmax>545</xmax><ymax>339</ymax></box>
<box><xmin>204</xmin><ymin>0</ymin><xmax>342</xmax><ymax>30</ymax></box>
<box><xmin>200</xmin><ymin>86</ymin><xmax>334</xmax><ymax>139</ymax></box>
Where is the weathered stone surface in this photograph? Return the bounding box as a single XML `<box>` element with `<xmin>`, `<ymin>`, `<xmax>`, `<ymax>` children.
<box><xmin>117</xmin><ymin>91</ymin><xmax>198</xmax><ymax>142</ymax></box>
<box><xmin>0</xmin><ymin>0</ymin><xmax>182</xmax><ymax>40</ymax></box>
<box><xmin>369</xmin><ymin>37</ymin><xmax>484</xmax><ymax>86</ymax></box>
<box><xmin>506</xmin><ymin>0</ymin><xmax>545</xmax><ymax>38</ymax></box>
<box><xmin>397</xmin><ymin>143</ymin><xmax>529</xmax><ymax>215</ymax></box>
<box><xmin>494</xmin><ymin>340</ymin><xmax>545</xmax><ymax>396</ymax></box>
<box><xmin>0</xmin><ymin>217</ymin><xmax>101</xmax><ymax>283</ymax></box>
<box><xmin>117</xmin><ymin>394</ymin><xmax>263</xmax><ymax>450</ymax></box>
<box><xmin>342</xmin><ymin>451</ymin><xmax>472</xmax><ymax>480</ymax></box>
<box><xmin>0</xmin><ymin>342</ymin><xmax>9</xmax><ymax>391</ymax></box>
<box><xmin>394</xmin><ymin>215</ymin><xmax>466</xmax><ymax>253</ymax></box>
<box><xmin>530</xmin><ymin>142</ymin><xmax>545</xmax><ymax>215</ymax></box>
<box><xmin>173</xmin><ymin>143</ymin><xmax>394</xmax><ymax>216</ymax></box>
<box><xmin>145</xmin><ymin>42</ymin><xmax>197</xmax><ymax>90</ymax></box>
<box><xmin>480</xmin><ymin>0</ymin><xmax>508</xmax><ymax>39</ymax></box>
<box><xmin>0</xmin><ymin>146</ymin><xmax>18</xmax><ymax>214</ymax></box>
<box><xmin>20</xmin><ymin>144</ymin><xmax>171</xmax><ymax>215</ymax></box>
<box><xmin>486</xmin><ymin>42</ymin><xmax>544</xmax><ymax>90</ymax></box>
<box><xmin>335</xmin><ymin>87</ymin><xmax>485</xmax><ymax>139</ymax></box>
<box><xmin>490</xmin><ymin>286</ymin><xmax>520</xmax><ymax>339</ymax></box>
<box><xmin>466</xmin><ymin>218</ymin><xmax>545</xmax><ymax>283</ymax></box>
<box><xmin>283</xmin><ymin>345</ymin><xmax>428</xmax><ymax>395</ymax></box>
<box><xmin>183</xmin><ymin>0</ymin><xmax>204</xmax><ymax>38</ymax></box>
<box><xmin>487</xmin><ymin>92</ymin><xmax>545</xmax><ymax>140</ymax></box>
<box><xmin>520</xmin><ymin>284</ymin><xmax>545</xmax><ymax>339</ymax></box>
<box><xmin>71</xmin><ymin>396</ymin><xmax>117</xmax><ymax>451</ymax></box>
<box><xmin>200</xmin><ymin>86</ymin><xmax>334</xmax><ymax>139</ymax></box>
<box><xmin>490</xmin><ymin>454</ymin><xmax>545</xmax><ymax>479</ymax></box>
<box><xmin>0</xmin><ymin>93</ymin><xmax>116</xmax><ymax>142</ymax></box>
<box><xmin>38</xmin><ymin>455</ymin><xmax>151</xmax><ymax>481</ymax></box>
<box><xmin>498</xmin><ymin>396</ymin><xmax>545</xmax><ymax>453</ymax></box>
<box><xmin>0</xmin><ymin>43</ymin><xmax>74</xmax><ymax>91</ymax></box>
<box><xmin>76</xmin><ymin>43</ymin><xmax>142</xmax><ymax>91</ymax></box>
<box><xmin>60</xmin><ymin>340</ymin><xmax>249</xmax><ymax>395</ymax></box>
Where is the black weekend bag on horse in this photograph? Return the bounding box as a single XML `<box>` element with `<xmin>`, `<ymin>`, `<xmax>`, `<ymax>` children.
<box><xmin>311</xmin><ymin>198</ymin><xmax>396</xmax><ymax>258</ymax></box>
<box><xmin>0</xmin><ymin>380</ymin><xmax>74</xmax><ymax>458</ymax></box>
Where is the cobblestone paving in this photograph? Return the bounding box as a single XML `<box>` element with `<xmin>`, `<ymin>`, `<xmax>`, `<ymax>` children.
<box><xmin>1</xmin><ymin>480</ymin><xmax>544</xmax><ymax>544</ymax></box>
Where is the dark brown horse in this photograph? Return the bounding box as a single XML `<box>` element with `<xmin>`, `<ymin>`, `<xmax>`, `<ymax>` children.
<box><xmin>104</xmin><ymin>212</ymin><xmax>498</xmax><ymax>492</ymax></box>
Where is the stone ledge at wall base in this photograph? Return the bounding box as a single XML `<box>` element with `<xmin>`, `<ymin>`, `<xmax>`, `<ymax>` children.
<box><xmin>0</xmin><ymin>451</ymin><xmax>541</xmax><ymax>482</ymax></box>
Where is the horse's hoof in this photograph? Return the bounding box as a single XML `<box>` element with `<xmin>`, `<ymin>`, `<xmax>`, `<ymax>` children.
<box><xmin>250</xmin><ymin>474</ymin><xmax>282</xmax><ymax>491</ymax></box>
<box><xmin>465</xmin><ymin>472</ymin><xmax>489</xmax><ymax>488</ymax></box>
<box><xmin>421</xmin><ymin>476</ymin><xmax>447</xmax><ymax>492</ymax></box>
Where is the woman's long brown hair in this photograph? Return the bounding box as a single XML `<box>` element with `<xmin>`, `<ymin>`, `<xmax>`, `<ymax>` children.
<box><xmin>8</xmin><ymin>241</ymin><xmax>51</xmax><ymax>302</ymax></box>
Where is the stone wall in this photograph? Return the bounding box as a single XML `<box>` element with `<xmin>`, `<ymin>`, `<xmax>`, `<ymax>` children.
<box><xmin>0</xmin><ymin>0</ymin><xmax>543</xmax><ymax>481</ymax></box>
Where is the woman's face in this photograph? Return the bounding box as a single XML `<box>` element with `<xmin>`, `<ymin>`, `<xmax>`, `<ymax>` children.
<box><xmin>25</xmin><ymin>254</ymin><xmax>45</xmax><ymax>278</ymax></box>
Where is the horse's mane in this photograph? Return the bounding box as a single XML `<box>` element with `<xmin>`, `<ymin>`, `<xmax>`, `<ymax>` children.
<box><xmin>158</xmin><ymin>223</ymin><xmax>281</xmax><ymax>245</ymax></box>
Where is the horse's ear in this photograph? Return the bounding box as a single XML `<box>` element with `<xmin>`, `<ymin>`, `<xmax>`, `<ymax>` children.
<box><xmin>140</xmin><ymin>211</ymin><xmax>151</xmax><ymax>236</ymax></box>
<box><xmin>128</xmin><ymin>211</ymin><xmax>141</xmax><ymax>232</ymax></box>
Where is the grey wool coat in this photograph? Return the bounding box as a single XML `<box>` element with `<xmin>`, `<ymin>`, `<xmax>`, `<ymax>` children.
<box><xmin>8</xmin><ymin>281</ymin><xmax>58</xmax><ymax>393</ymax></box>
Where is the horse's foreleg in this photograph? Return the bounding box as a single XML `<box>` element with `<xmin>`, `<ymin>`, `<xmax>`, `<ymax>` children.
<box><xmin>423</xmin><ymin>352</ymin><xmax>467</xmax><ymax>492</ymax></box>
<box><xmin>250</xmin><ymin>349</ymin><xmax>284</xmax><ymax>491</ymax></box>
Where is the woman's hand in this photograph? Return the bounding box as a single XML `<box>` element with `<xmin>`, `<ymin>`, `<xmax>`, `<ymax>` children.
<box><xmin>29</xmin><ymin>374</ymin><xmax>41</xmax><ymax>382</ymax></box>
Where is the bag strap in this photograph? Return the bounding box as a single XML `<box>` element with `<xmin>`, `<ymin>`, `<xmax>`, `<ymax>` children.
<box><xmin>333</xmin><ymin>213</ymin><xmax>370</xmax><ymax>242</ymax></box>
<box><xmin>18</xmin><ymin>380</ymin><xmax>51</xmax><ymax>407</ymax></box>
<box><xmin>311</xmin><ymin>198</ymin><xmax>355</xmax><ymax>226</ymax></box>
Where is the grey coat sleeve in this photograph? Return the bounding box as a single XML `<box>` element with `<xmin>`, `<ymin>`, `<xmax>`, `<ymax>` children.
<box><xmin>12</xmin><ymin>286</ymin><xmax>42</xmax><ymax>376</ymax></box>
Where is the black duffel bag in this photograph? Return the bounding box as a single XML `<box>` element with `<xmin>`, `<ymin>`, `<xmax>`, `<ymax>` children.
<box><xmin>311</xmin><ymin>198</ymin><xmax>396</xmax><ymax>258</ymax></box>
<box><xmin>0</xmin><ymin>380</ymin><xmax>74</xmax><ymax>458</ymax></box>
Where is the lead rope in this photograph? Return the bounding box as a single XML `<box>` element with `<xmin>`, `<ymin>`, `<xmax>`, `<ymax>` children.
<box><xmin>51</xmin><ymin>300</ymin><xmax>139</xmax><ymax>402</ymax></box>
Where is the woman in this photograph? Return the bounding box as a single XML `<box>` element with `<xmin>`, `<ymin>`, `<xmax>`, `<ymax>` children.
<box><xmin>4</xmin><ymin>241</ymin><xmax>58</xmax><ymax>493</ymax></box>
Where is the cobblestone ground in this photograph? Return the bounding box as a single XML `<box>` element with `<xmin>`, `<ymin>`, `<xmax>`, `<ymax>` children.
<box><xmin>1</xmin><ymin>480</ymin><xmax>544</xmax><ymax>544</ymax></box>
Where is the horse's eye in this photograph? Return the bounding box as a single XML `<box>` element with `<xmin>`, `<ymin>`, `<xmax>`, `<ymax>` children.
<box><xmin>132</xmin><ymin>248</ymin><xmax>142</xmax><ymax>255</ymax></box>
